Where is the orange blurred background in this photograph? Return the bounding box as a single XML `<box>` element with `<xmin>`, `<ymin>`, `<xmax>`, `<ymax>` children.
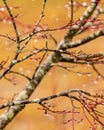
<box><xmin>0</xmin><ymin>0</ymin><xmax>104</xmax><ymax>130</ymax></box>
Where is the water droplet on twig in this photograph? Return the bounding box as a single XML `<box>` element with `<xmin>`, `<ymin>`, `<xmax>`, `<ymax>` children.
<box><xmin>77</xmin><ymin>72</ymin><xmax>82</xmax><ymax>76</ymax></box>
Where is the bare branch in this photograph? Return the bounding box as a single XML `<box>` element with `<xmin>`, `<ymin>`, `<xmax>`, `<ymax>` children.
<box><xmin>70</xmin><ymin>0</ymin><xmax>73</xmax><ymax>23</ymax></box>
<box><xmin>0</xmin><ymin>88</ymin><xmax>104</xmax><ymax>126</ymax></box>
<box><xmin>60</xmin><ymin>29</ymin><xmax>104</xmax><ymax>50</ymax></box>
<box><xmin>0</xmin><ymin>1</ymin><xmax>104</xmax><ymax>129</ymax></box>
<box><xmin>63</xmin><ymin>0</ymin><xmax>101</xmax><ymax>45</ymax></box>
<box><xmin>3</xmin><ymin>0</ymin><xmax>20</xmax><ymax>42</ymax></box>
<box><xmin>8</xmin><ymin>70</ymin><xmax>31</xmax><ymax>81</ymax></box>
<box><xmin>33</xmin><ymin>0</ymin><xmax>47</xmax><ymax>32</ymax></box>
<box><xmin>0</xmin><ymin>88</ymin><xmax>102</xmax><ymax>109</ymax></box>
<box><xmin>61</xmin><ymin>52</ymin><xmax>104</xmax><ymax>64</ymax></box>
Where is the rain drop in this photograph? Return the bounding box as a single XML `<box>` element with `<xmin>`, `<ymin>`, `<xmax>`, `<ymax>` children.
<box><xmin>8</xmin><ymin>20</ymin><xmax>12</xmax><ymax>25</ymax></box>
<box><xmin>93</xmin><ymin>80</ymin><xmax>98</xmax><ymax>84</ymax></box>
<box><xmin>0</xmin><ymin>7</ymin><xmax>5</xmax><ymax>12</ymax></box>
<box><xmin>77</xmin><ymin>72</ymin><xmax>82</xmax><ymax>76</ymax></box>
<box><xmin>55</xmin><ymin>18</ymin><xmax>59</xmax><ymax>21</ymax></box>
<box><xmin>82</xmin><ymin>2</ymin><xmax>87</xmax><ymax>7</ymax></box>
<box><xmin>48</xmin><ymin>72</ymin><xmax>52</xmax><ymax>76</ymax></box>
<box><xmin>63</xmin><ymin>74</ymin><xmax>67</xmax><ymax>78</ymax></box>
<box><xmin>26</xmin><ymin>70</ymin><xmax>31</xmax><ymax>74</ymax></box>
<box><xmin>18</xmin><ymin>67</ymin><xmax>23</xmax><ymax>71</ymax></box>
<box><xmin>82</xmin><ymin>84</ymin><xmax>86</xmax><ymax>87</ymax></box>
<box><xmin>98</xmin><ymin>75</ymin><xmax>101</xmax><ymax>79</ymax></box>
<box><xmin>87</xmin><ymin>73</ymin><xmax>92</xmax><ymax>77</ymax></box>
<box><xmin>34</xmin><ymin>39</ymin><xmax>38</xmax><ymax>43</ymax></box>
<box><xmin>45</xmin><ymin>113</ymin><xmax>55</xmax><ymax>121</ymax></box>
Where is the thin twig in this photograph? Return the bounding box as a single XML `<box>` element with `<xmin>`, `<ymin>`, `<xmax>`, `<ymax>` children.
<box><xmin>3</xmin><ymin>0</ymin><xmax>20</xmax><ymax>42</ymax></box>
<box><xmin>92</xmin><ymin>64</ymin><xmax>104</xmax><ymax>79</ymax></box>
<box><xmin>70</xmin><ymin>0</ymin><xmax>73</xmax><ymax>23</ymax></box>
<box><xmin>33</xmin><ymin>0</ymin><xmax>47</xmax><ymax>32</ymax></box>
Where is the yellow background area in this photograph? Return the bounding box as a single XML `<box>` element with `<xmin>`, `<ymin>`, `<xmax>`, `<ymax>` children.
<box><xmin>0</xmin><ymin>0</ymin><xmax>104</xmax><ymax>130</ymax></box>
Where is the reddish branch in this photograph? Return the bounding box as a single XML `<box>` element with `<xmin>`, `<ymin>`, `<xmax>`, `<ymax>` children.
<box><xmin>0</xmin><ymin>89</ymin><xmax>104</xmax><ymax>127</ymax></box>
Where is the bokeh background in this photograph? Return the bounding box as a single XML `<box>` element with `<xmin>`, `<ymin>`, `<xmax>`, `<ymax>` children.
<box><xmin>0</xmin><ymin>0</ymin><xmax>104</xmax><ymax>129</ymax></box>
